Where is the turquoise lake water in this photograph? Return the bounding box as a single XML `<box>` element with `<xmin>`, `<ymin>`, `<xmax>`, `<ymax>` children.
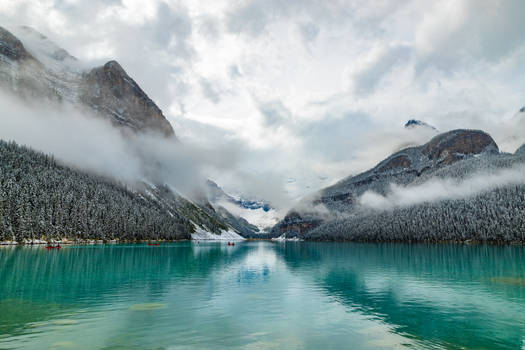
<box><xmin>1</xmin><ymin>241</ymin><xmax>525</xmax><ymax>349</ymax></box>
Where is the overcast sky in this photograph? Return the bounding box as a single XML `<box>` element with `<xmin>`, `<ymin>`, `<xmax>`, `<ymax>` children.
<box><xmin>1</xmin><ymin>0</ymin><xmax>525</xmax><ymax>204</ymax></box>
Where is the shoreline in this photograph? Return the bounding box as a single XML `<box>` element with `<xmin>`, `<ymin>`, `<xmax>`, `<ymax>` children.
<box><xmin>0</xmin><ymin>238</ymin><xmax>191</xmax><ymax>246</ymax></box>
<box><xmin>2</xmin><ymin>238</ymin><xmax>525</xmax><ymax>246</ymax></box>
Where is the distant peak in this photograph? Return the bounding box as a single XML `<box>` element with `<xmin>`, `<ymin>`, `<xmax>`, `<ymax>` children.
<box><xmin>404</xmin><ymin>119</ymin><xmax>437</xmax><ymax>131</ymax></box>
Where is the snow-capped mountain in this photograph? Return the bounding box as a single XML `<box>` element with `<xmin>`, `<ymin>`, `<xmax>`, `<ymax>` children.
<box><xmin>205</xmin><ymin>180</ymin><xmax>280</xmax><ymax>232</ymax></box>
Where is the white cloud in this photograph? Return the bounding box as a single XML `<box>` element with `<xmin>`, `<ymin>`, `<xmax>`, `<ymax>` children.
<box><xmin>345</xmin><ymin>43</ymin><xmax>411</xmax><ymax>95</ymax></box>
<box><xmin>414</xmin><ymin>0</ymin><xmax>525</xmax><ymax>69</ymax></box>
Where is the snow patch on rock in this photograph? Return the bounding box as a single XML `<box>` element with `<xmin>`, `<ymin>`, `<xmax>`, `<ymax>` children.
<box><xmin>191</xmin><ymin>227</ymin><xmax>245</xmax><ymax>241</ymax></box>
<box><xmin>271</xmin><ymin>234</ymin><xmax>302</xmax><ymax>242</ymax></box>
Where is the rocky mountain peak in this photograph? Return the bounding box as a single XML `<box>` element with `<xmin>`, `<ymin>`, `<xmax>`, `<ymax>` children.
<box><xmin>102</xmin><ymin>60</ymin><xmax>126</xmax><ymax>76</ymax></box>
<box><xmin>81</xmin><ymin>60</ymin><xmax>175</xmax><ymax>137</ymax></box>
<box><xmin>422</xmin><ymin>129</ymin><xmax>498</xmax><ymax>164</ymax></box>
<box><xmin>404</xmin><ymin>119</ymin><xmax>437</xmax><ymax>131</ymax></box>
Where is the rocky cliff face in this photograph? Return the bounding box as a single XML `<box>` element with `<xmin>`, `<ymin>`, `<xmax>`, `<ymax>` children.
<box><xmin>273</xmin><ymin>129</ymin><xmax>500</xmax><ymax>237</ymax></box>
<box><xmin>0</xmin><ymin>26</ymin><xmax>174</xmax><ymax>137</ymax></box>
<box><xmin>81</xmin><ymin>61</ymin><xmax>174</xmax><ymax>136</ymax></box>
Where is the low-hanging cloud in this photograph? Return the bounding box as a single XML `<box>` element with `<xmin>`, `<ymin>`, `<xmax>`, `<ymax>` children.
<box><xmin>0</xmin><ymin>90</ymin><xmax>241</xmax><ymax>198</ymax></box>
<box><xmin>359</xmin><ymin>165</ymin><xmax>525</xmax><ymax>211</ymax></box>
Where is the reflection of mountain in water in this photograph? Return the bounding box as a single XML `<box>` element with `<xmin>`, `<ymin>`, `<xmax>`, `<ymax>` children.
<box><xmin>275</xmin><ymin>242</ymin><xmax>525</xmax><ymax>349</ymax></box>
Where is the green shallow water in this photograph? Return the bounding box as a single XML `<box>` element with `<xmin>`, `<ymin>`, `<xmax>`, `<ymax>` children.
<box><xmin>1</xmin><ymin>242</ymin><xmax>525</xmax><ymax>349</ymax></box>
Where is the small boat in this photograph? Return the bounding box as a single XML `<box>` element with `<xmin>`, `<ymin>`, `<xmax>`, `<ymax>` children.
<box><xmin>45</xmin><ymin>245</ymin><xmax>61</xmax><ymax>249</ymax></box>
<box><xmin>147</xmin><ymin>243</ymin><xmax>160</xmax><ymax>246</ymax></box>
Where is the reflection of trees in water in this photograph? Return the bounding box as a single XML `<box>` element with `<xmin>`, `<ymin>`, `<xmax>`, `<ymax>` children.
<box><xmin>0</xmin><ymin>243</ymin><xmax>254</xmax><ymax>337</ymax></box>
<box><xmin>277</xmin><ymin>242</ymin><xmax>525</xmax><ymax>349</ymax></box>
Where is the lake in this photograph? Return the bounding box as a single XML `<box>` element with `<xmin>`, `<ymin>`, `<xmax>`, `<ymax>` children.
<box><xmin>1</xmin><ymin>241</ymin><xmax>524</xmax><ymax>349</ymax></box>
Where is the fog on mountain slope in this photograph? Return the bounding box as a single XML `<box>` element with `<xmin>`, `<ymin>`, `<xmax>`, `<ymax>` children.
<box><xmin>0</xmin><ymin>140</ymin><xmax>192</xmax><ymax>242</ymax></box>
<box><xmin>359</xmin><ymin>164</ymin><xmax>525</xmax><ymax>210</ymax></box>
<box><xmin>0</xmin><ymin>90</ymin><xmax>238</xmax><ymax>197</ymax></box>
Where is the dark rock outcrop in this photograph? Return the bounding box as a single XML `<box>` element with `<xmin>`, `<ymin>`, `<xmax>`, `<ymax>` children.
<box><xmin>0</xmin><ymin>27</ymin><xmax>32</xmax><ymax>61</ymax></box>
<box><xmin>404</xmin><ymin>119</ymin><xmax>437</xmax><ymax>131</ymax></box>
